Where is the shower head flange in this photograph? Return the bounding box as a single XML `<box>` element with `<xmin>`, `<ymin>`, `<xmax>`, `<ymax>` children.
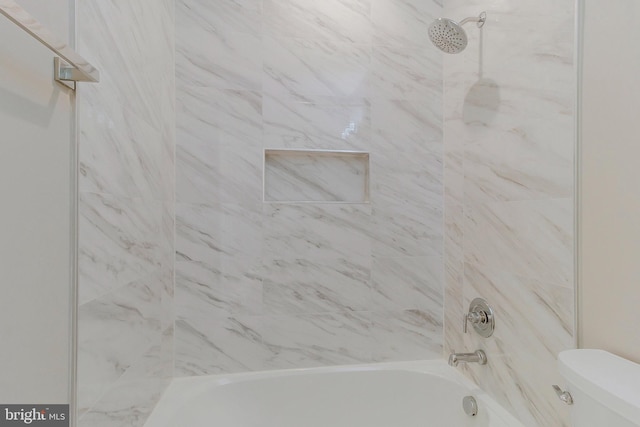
<box><xmin>460</xmin><ymin>11</ymin><xmax>487</xmax><ymax>29</ymax></box>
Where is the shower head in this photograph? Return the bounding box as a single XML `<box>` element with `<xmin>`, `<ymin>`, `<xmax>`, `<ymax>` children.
<box><xmin>428</xmin><ymin>12</ymin><xmax>486</xmax><ymax>54</ymax></box>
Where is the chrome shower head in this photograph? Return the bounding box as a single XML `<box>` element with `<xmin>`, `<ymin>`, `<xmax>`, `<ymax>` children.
<box><xmin>428</xmin><ymin>12</ymin><xmax>486</xmax><ymax>54</ymax></box>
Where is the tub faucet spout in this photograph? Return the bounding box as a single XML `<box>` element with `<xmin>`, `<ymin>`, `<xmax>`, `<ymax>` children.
<box><xmin>448</xmin><ymin>350</ymin><xmax>487</xmax><ymax>367</ymax></box>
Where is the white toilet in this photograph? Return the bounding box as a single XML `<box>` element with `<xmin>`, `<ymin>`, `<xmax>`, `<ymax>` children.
<box><xmin>558</xmin><ymin>349</ymin><xmax>640</xmax><ymax>426</ymax></box>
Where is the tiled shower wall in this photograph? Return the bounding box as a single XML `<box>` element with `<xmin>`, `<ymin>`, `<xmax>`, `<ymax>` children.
<box><xmin>175</xmin><ymin>0</ymin><xmax>445</xmax><ymax>375</ymax></box>
<box><xmin>76</xmin><ymin>1</ymin><xmax>175</xmax><ymax>426</ymax></box>
<box><xmin>442</xmin><ymin>1</ymin><xmax>576</xmax><ymax>426</ymax></box>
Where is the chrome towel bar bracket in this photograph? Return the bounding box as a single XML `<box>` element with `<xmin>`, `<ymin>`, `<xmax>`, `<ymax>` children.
<box><xmin>0</xmin><ymin>0</ymin><xmax>100</xmax><ymax>89</ymax></box>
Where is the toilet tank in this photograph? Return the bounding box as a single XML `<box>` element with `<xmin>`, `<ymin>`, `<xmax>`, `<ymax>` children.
<box><xmin>558</xmin><ymin>350</ymin><xmax>640</xmax><ymax>427</ymax></box>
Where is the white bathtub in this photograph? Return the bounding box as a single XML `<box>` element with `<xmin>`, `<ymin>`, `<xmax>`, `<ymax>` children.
<box><xmin>144</xmin><ymin>360</ymin><xmax>523</xmax><ymax>427</ymax></box>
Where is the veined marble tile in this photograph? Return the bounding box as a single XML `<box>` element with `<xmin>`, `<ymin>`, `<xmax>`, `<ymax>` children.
<box><xmin>264</xmin><ymin>151</ymin><xmax>369</xmax><ymax>203</ymax></box>
<box><xmin>174</xmin><ymin>316</ymin><xmax>268</xmax><ymax>376</ymax></box>
<box><xmin>443</xmin><ymin>201</ymin><xmax>464</xmax><ymax>354</ymax></box>
<box><xmin>175</xmin><ymin>260</ymin><xmax>263</xmax><ymax>318</ymax></box>
<box><xmin>444</xmin><ymin>79</ymin><xmax>571</xmax><ymax>141</ymax></box>
<box><xmin>176</xmin><ymin>202</ymin><xmax>262</xmax><ymax>263</ymax></box>
<box><xmin>461</xmin><ymin>263</ymin><xmax>574</xmax><ymax>427</ymax></box>
<box><xmin>263</xmin><ymin>36</ymin><xmax>370</xmax><ymax>99</ymax></box>
<box><xmin>78</xmin><ymin>332</ymin><xmax>170</xmax><ymax>427</ymax></box>
<box><xmin>443</xmin><ymin>119</ymin><xmax>464</xmax><ymax>207</ymax></box>
<box><xmin>262</xmin><ymin>204</ymin><xmax>372</xmax><ymax>261</ymax></box>
<box><xmin>176</xmin><ymin>87</ymin><xmax>263</xmax><ymax>206</ymax></box>
<box><xmin>371</xmin><ymin>201</ymin><xmax>442</xmax><ymax>258</ymax></box>
<box><xmin>263</xmin><ymin>94</ymin><xmax>371</xmax><ymax>151</ymax></box>
<box><xmin>370</xmin><ymin>256</ymin><xmax>443</xmax><ymax>312</ymax></box>
<box><xmin>77</xmin><ymin>276</ymin><xmax>162</xmax><ymax>414</ymax></box>
<box><xmin>264</xmin><ymin>0</ymin><xmax>371</xmax><ymax>43</ymax></box>
<box><xmin>78</xmin><ymin>94</ymin><xmax>166</xmax><ymax>201</ymax></box>
<box><xmin>160</xmin><ymin>200</ymin><xmax>175</xmax><ymax>287</ymax></box>
<box><xmin>160</xmin><ymin>326</ymin><xmax>174</xmax><ymax>380</ymax></box>
<box><xmin>370</xmin><ymin>310</ymin><xmax>443</xmax><ymax>362</ymax></box>
<box><xmin>262</xmin><ymin>257</ymin><xmax>372</xmax><ymax>315</ymax></box>
<box><xmin>463</xmin><ymin>121</ymin><xmax>573</xmax><ymax>202</ymax></box>
<box><xmin>176</xmin><ymin>24</ymin><xmax>262</xmax><ymax>90</ymax></box>
<box><xmin>78</xmin><ymin>379</ymin><xmax>168</xmax><ymax>427</ymax></box>
<box><xmin>77</xmin><ymin>0</ymin><xmax>174</xmax><ymax>131</ymax></box>
<box><xmin>77</xmin><ymin>0</ymin><xmax>175</xmax><ymax>424</ymax></box>
<box><xmin>176</xmin><ymin>129</ymin><xmax>262</xmax><ymax>207</ymax></box>
<box><xmin>78</xmin><ymin>193</ymin><xmax>162</xmax><ymax>305</ymax></box>
<box><xmin>260</xmin><ymin>311</ymin><xmax>373</xmax><ymax>369</ymax></box>
<box><xmin>479</xmin><ymin>15</ymin><xmax>574</xmax><ymax>96</ymax></box>
<box><xmin>177</xmin><ymin>0</ymin><xmax>262</xmax><ymax>37</ymax></box>
<box><xmin>463</xmin><ymin>198</ymin><xmax>573</xmax><ymax>286</ymax></box>
<box><xmin>370</xmin><ymin>168</ymin><xmax>442</xmax><ymax>209</ymax></box>
<box><xmin>371</xmin><ymin>0</ymin><xmax>441</xmax><ymax>47</ymax></box>
<box><xmin>371</xmin><ymin>97</ymin><xmax>443</xmax><ymax>154</ymax></box>
<box><xmin>370</xmin><ymin>45</ymin><xmax>441</xmax><ymax>99</ymax></box>
<box><xmin>177</xmin><ymin>86</ymin><xmax>262</xmax><ymax>149</ymax></box>
<box><xmin>456</xmin><ymin>83</ymin><xmax>574</xmax><ymax>202</ymax></box>
<box><xmin>444</xmin><ymin>0</ymin><xmax>573</xmax><ymax>20</ymax></box>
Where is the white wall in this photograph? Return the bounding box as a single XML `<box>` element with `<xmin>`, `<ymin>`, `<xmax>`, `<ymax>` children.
<box><xmin>579</xmin><ymin>0</ymin><xmax>640</xmax><ymax>363</ymax></box>
<box><xmin>0</xmin><ymin>0</ymin><xmax>74</xmax><ymax>404</ymax></box>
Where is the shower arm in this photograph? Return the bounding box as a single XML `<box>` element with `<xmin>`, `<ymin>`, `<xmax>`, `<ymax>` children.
<box><xmin>459</xmin><ymin>12</ymin><xmax>487</xmax><ymax>28</ymax></box>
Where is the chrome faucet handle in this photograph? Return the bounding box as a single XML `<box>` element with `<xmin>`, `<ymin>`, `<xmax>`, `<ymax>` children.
<box><xmin>463</xmin><ymin>298</ymin><xmax>495</xmax><ymax>338</ymax></box>
<box><xmin>463</xmin><ymin>311</ymin><xmax>488</xmax><ymax>333</ymax></box>
<box><xmin>552</xmin><ymin>385</ymin><xmax>573</xmax><ymax>405</ymax></box>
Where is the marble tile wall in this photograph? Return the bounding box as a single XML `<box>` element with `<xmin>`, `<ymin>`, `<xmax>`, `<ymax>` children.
<box><xmin>442</xmin><ymin>1</ymin><xmax>576</xmax><ymax>426</ymax></box>
<box><xmin>76</xmin><ymin>0</ymin><xmax>175</xmax><ymax>426</ymax></box>
<box><xmin>174</xmin><ymin>0</ymin><xmax>445</xmax><ymax>375</ymax></box>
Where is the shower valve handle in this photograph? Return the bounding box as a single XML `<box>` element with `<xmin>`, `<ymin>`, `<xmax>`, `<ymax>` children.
<box><xmin>463</xmin><ymin>298</ymin><xmax>495</xmax><ymax>338</ymax></box>
<box><xmin>463</xmin><ymin>310</ymin><xmax>488</xmax><ymax>333</ymax></box>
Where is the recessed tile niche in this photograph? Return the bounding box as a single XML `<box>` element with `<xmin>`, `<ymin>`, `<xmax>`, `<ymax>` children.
<box><xmin>264</xmin><ymin>149</ymin><xmax>370</xmax><ymax>203</ymax></box>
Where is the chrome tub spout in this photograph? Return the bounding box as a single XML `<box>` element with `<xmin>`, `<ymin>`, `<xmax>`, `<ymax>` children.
<box><xmin>448</xmin><ymin>350</ymin><xmax>487</xmax><ymax>367</ymax></box>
